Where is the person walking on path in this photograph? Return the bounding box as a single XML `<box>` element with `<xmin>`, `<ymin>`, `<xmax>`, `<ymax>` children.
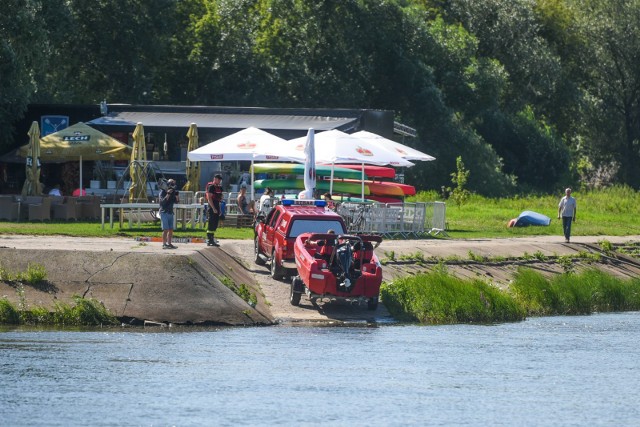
<box><xmin>159</xmin><ymin>179</ymin><xmax>180</xmax><ymax>249</ymax></box>
<box><xmin>206</xmin><ymin>173</ymin><xmax>224</xmax><ymax>246</ymax></box>
<box><xmin>558</xmin><ymin>187</ymin><xmax>577</xmax><ymax>243</ymax></box>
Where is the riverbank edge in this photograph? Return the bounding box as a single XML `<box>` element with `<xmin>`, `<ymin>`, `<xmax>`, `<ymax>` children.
<box><xmin>1</xmin><ymin>236</ymin><xmax>639</xmax><ymax>326</ymax></box>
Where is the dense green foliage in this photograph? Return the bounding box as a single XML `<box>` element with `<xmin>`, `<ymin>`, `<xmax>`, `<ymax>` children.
<box><xmin>381</xmin><ymin>267</ymin><xmax>640</xmax><ymax>324</ymax></box>
<box><xmin>2</xmin><ymin>0</ymin><xmax>640</xmax><ymax>194</ymax></box>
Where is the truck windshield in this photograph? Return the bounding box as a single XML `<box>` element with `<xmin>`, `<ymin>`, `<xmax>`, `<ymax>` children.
<box><xmin>288</xmin><ymin>220</ymin><xmax>346</xmax><ymax>238</ymax></box>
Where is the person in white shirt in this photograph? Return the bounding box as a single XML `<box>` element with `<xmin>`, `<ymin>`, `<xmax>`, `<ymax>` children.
<box><xmin>258</xmin><ymin>187</ymin><xmax>274</xmax><ymax>213</ymax></box>
<box><xmin>557</xmin><ymin>187</ymin><xmax>577</xmax><ymax>243</ymax></box>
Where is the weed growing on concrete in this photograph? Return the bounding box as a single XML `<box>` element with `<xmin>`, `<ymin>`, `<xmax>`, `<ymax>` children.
<box><xmin>598</xmin><ymin>239</ymin><xmax>613</xmax><ymax>254</ymax></box>
<box><xmin>533</xmin><ymin>251</ymin><xmax>547</xmax><ymax>261</ymax></box>
<box><xmin>0</xmin><ymin>295</ymin><xmax>116</xmax><ymax>326</ymax></box>
<box><xmin>556</xmin><ymin>255</ymin><xmax>575</xmax><ymax>274</ymax></box>
<box><xmin>16</xmin><ymin>263</ymin><xmax>47</xmax><ymax>284</ymax></box>
<box><xmin>52</xmin><ymin>295</ymin><xmax>117</xmax><ymax>326</ymax></box>
<box><xmin>467</xmin><ymin>251</ymin><xmax>487</xmax><ymax>262</ymax></box>
<box><xmin>0</xmin><ymin>298</ymin><xmax>20</xmax><ymax>324</ymax></box>
<box><xmin>218</xmin><ymin>275</ymin><xmax>257</xmax><ymax>308</ymax></box>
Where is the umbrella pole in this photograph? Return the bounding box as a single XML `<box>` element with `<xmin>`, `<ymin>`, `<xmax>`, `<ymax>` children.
<box><xmin>330</xmin><ymin>163</ymin><xmax>335</xmax><ymax>195</ymax></box>
<box><xmin>361</xmin><ymin>162</ymin><xmax>365</xmax><ymax>201</ymax></box>
<box><xmin>251</xmin><ymin>160</ymin><xmax>255</xmax><ymax>201</ymax></box>
<box><xmin>79</xmin><ymin>155</ymin><xmax>83</xmax><ymax>195</ymax></box>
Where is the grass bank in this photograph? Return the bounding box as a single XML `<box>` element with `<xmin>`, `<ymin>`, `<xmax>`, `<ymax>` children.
<box><xmin>409</xmin><ymin>185</ymin><xmax>640</xmax><ymax>238</ymax></box>
<box><xmin>381</xmin><ymin>267</ymin><xmax>640</xmax><ymax>324</ymax></box>
<box><xmin>0</xmin><ymin>263</ymin><xmax>118</xmax><ymax>326</ymax></box>
<box><xmin>0</xmin><ymin>293</ymin><xmax>117</xmax><ymax>326</ymax></box>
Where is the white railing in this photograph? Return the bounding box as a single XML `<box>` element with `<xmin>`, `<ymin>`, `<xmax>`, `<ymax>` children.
<box><xmin>336</xmin><ymin>201</ymin><xmax>447</xmax><ymax>237</ymax></box>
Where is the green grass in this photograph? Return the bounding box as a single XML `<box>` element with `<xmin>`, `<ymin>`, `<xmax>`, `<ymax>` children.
<box><xmin>408</xmin><ymin>185</ymin><xmax>640</xmax><ymax>239</ymax></box>
<box><xmin>381</xmin><ymin>268</ymin><xmax>640</xmax><ymax>324</ymax></box>
<box><xmin>1</xmin><ymin>186</ymin><xmax>638</xmax><ymax>240</ymax></box>
<box><xmin>0</xmin><ymin>220</ymin><xmax>254</xmax><ymax>240</ymax></box>
<box><xmin>0</xmin><ymin>295</ymin><xmax>118</xmax><ymax>326</ymax></box>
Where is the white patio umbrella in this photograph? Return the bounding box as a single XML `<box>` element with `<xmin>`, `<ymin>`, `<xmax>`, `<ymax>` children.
<box><xmin>188</xmin><ymin>127</ymin><xmax>304</xmax><ymax>199</ymax></box>
<box><xmin>351</xmin><ymin>130</ymin><xmax>436</xmax><ymax>162</ymax></box>
<box><xmin>289</xmin><ymin>129</ymin><xmax>414</xmax><ymax>199</ymax></box>
<box><xmin>301</xmin><ymin>128</ymin><xmax>316</xmax><ymax>199</ymax></box>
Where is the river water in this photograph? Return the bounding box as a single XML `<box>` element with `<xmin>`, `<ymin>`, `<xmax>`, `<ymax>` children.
<box><xmin>1</xmin><ymin>312</ymin><xmax>639</xmax><ymax>426</ymax></box>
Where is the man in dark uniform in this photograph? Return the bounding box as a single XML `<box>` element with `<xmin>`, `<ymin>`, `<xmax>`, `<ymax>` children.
<box><xmin>206</xmin><ymin>173</ymin><xmax>224</xmax><ymax>246</ymax></box>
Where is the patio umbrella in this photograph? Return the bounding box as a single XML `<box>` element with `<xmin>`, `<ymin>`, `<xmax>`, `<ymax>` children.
<box><xmin>18</xmin><ymin>122</ymin><xmax>131</xmax><ymax>192</ymax></box>
<box><xmin>351</xmin><ymin>130</ymin><xmax>436</xmax><ymax>161</ymax></box>
<box><xmin>188</xmin><ymin>127</ymin><xmax>304</xmax><ymax>200</ymax></box>
<box><xmin>129</xmin><ymin>122</ymin><xmax>148</xmax><ymax>202</ymax></box>
<box><xmin>21</xmin><ymin>121</ymin><xmax>43</xmax><ymax>196</ymax></box>
<box><xmin>182</xmin><ymin>123</ymin><xmax>200</xmax><ymax>192</ymax></box>
<box><xmin>300</xmin><ymin>128</ymin><xmax>316</xmax><ymax>199</ymax></box>
<box><xmin>289</xmin><ymin>129</ymin><xmax>413</xmax><ymax>199</ymax></box>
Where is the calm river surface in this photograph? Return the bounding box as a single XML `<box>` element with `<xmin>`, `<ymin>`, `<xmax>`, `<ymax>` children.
<box><xmin>1</xmin><ymin>312</ymin><xmax>639</xmax><ymax>426</ymax></box>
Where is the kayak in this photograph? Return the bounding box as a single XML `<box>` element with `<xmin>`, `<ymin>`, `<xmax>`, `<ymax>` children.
<box><xmin>253</xmin><ymin>179</ymin><xmax>370</xmax><ymax>196</ymax></box>
<box><xmin>251</xmin><ymin>163</ymin><xmax>365</xmax><ymax>180</ymax></box>
<box><xmin>336</xmin><ymin>179</ymin><xmax>416</xmax><ymax>197</ymax></box>
<box><xmin>328</xmin><ymin>164</ymin><xmax>397</xmax><ymax>179</ymax></box>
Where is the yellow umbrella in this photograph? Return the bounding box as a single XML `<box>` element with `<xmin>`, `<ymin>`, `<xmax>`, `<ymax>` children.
<box><xmin>21</xmin><ymin>121</ymin><xmax>43</xmax><ymax>196</ymax></box>
<box><xmin>18</xmin><ymin>122</ymin><xmax>132</xmax><ymax>192</ymax></box>
<box><xmin>129</xmin><ymin>122</ymin><xmax>148</xmax><ymax>202</ymax></box>
<box><xmin>182</xmin><ymin>123</ymin><xmax>200</xmax><ymax>192</ymax></box>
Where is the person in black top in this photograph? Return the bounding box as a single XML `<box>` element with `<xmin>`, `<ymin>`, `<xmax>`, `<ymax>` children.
<box><xmin>237</xmin><ymin>184</ymin><xmax>250</xmax><ymax>215</ymax></box>
<box><xmin>206</xmin><ymin>173</ymin><xmax>224</xmax><ymax>246</ymax></box>
<box><xmin>159</xmin><ymin>179</ymin><xmax>180</xmax><ymax>249</ymax></box>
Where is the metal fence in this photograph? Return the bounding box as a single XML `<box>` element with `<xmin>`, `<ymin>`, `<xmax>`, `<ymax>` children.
<box><xmin>336</xmin><ymin>201</ymin><xmax>447</xmax><ymax>238</ymax></box>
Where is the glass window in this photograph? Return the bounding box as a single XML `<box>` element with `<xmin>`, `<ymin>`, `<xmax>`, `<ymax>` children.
<box><xmin>288</xmin><ymin>220</ymin><xmax>346</xmax><ymax>238</ymax></box>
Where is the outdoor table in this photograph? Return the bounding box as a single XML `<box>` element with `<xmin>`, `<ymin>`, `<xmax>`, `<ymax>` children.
<box><xmin>100</xmin><ymin>203</ymin><xmax>205</xmax><ymax>230</ymax></box>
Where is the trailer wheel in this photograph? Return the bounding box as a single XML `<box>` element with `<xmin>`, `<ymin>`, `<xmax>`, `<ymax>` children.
<box><xmin>367</xmin><ymin>296</ymin><xmax>379</xmax><ymax>311</ymax></box>
<box><xmin>254</xmin><ymin>237</ymin><xmax>266</xmax><ymax>266</ymax></box>
<box><xmin>290</xmin><ymin>277</ymin><xmax>302</xmax><ymax>306</ymax></box>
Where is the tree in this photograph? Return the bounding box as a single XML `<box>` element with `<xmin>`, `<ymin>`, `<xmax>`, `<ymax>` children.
<box><xmin>0</xmin><ymin>0</ymin><xmax>49</xmax><ymax>151</ymax></box>
<box><xmin>570</xmin><ymin>0</ymin><xmax>640</xmax><ymax>188</ymax></box>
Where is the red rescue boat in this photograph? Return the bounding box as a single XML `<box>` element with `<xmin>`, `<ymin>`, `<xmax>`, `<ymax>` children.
<box><xmin>291</xmin><ymin>232</ymin><xmax>383</xmax><ymax>310</ymax></box>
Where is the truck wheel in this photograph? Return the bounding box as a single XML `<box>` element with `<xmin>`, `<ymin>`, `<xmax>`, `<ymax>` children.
<box><xmin>290</xmin><ymin>277</ymin><xmax>302</xmax><ymax>306</ymax></box>
<box><xmin>254</xmin><ymin>237</ymin><xmax>266</xmax><ymax>266</ymax></box>
<box><xmin>367</xmin><ymin>296</ymin><xmax>379</xmax><ymax>311</ymax></box>
<box><xmin>270</xmin><ymin>249</ymin><xmax>283</xmax><ymax>279</ymax></box>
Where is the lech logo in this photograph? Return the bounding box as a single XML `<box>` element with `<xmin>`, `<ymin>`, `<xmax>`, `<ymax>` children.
<box><xmin>41</xmin><ymin>116</ymin><xmax>69</xmax><ymax>136</ymax></box>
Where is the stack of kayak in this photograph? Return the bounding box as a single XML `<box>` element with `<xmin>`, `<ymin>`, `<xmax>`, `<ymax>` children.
<box><xmin>251</xmin><ymin>163</ymin><xmax>415</xmax><ymax>203</ymax></box>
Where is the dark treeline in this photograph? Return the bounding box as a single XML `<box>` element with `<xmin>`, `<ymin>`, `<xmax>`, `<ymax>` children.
<box><xmin>2</xmin><ymin>0</ymin><xmax>639</xmax><ymax>195</ymax></box>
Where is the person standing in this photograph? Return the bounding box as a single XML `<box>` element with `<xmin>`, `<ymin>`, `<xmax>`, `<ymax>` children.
<box><xmin>237</xmin><ymin>184</ymin><xmax>250</xmax><ymax>215</ymax></box>
<box><xmin>258</xmin><ymin>187</ymin><xmax>274</xmax><ymax>214</ymax></box>
<box><xmin>206</xmin><ymin>173</ymin><xmax>224</xmax><ymax>246</ymax></box>
<box><xmin>159</xmin><ymin>179</ymin><xmax>180</xmax><ymax>249</ymax></box>
<box><xmin>558</xmin><ymin>187</ymin><xmax>577</xmax><ymax>243</ymax></box>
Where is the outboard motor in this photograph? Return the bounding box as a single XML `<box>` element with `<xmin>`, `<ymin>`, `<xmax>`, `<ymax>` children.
<box><xmin>335</xmin><ymin>243</ymin><xmax>354</xmax><ymax>292</ymax></box>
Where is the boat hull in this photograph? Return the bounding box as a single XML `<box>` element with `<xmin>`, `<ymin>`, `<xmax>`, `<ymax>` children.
<box><xmin>293</xmin><ymin>233</ymin><xmax>383</xmax><ymax>300</ymax></box>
